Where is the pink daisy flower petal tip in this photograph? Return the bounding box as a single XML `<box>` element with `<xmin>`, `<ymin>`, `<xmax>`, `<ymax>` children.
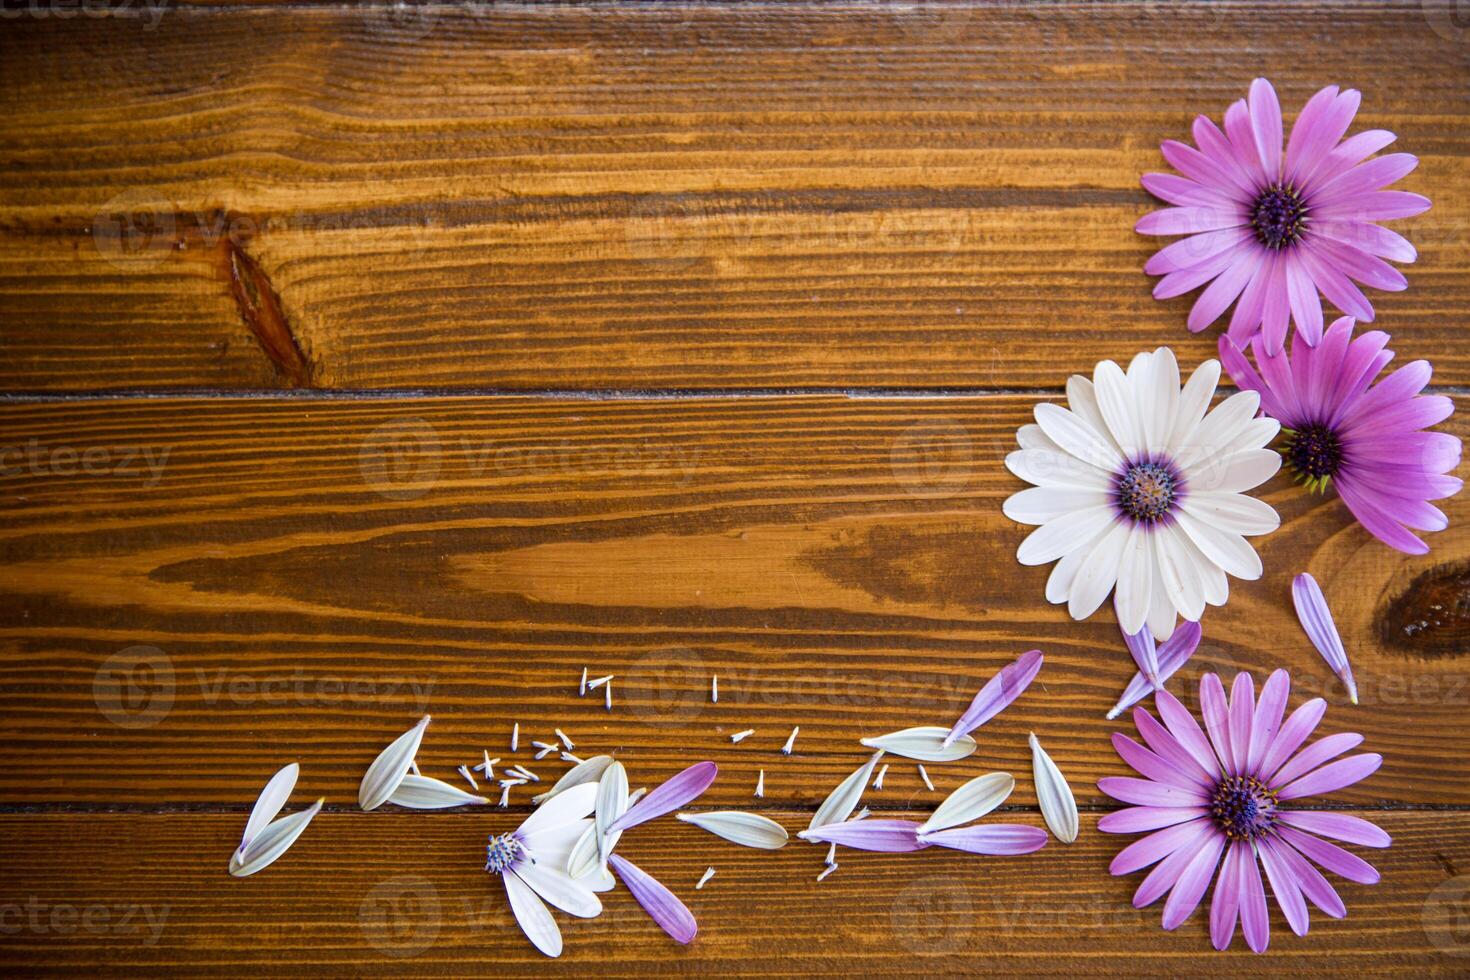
<box><xmin>1220</xmin><ymin>317</ymin><xmax>1462</xmax><ymax>554</ymax></box>
<box><xmin>1099</xmin><ymin>670</ymin><xmax>1388</xmax><ymax>953</ymax></box>
<box><xmin>1139</xmin><ymin>79</ymin><xmax>1429</xmax><ymax>353</ymax></box>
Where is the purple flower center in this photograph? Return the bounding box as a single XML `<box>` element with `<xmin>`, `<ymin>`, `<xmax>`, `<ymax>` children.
<box><xmin>485</xmin><ymin>832</ymin><xmax>525</xmax><ymax>874</ymax></box>
<box><xmin>1211</xmin><ymin>775</ymin><xmax>1278</xmax><ymax>840</ymax></box>
<box><xmin>1251</xmin><ymin>183</ymin><xmax>1309</xmax><ymax>250</ymax></box>
<box><xmin>1115</xmin><ymin>461</ymin><xmax>1179</xmax><ymax>523</ymax></box>
<box><xmin>1282</xmin><ymin>422</ymin><xmax>1343</xmax><ymax>491</ymax></box>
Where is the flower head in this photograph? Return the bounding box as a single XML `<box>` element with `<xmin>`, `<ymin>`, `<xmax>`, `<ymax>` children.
<box><xmin>1220</xmin><ymin>316</ymin><xmax>1462</xmax><ymax>553</ymax></box>
<box><xmin>1138</xmin><ymin>78</ymin><xmax>1429</xmax><ymax>353</ymax></box>
<box><xmin>1099</xmin><ymin>670</ymin><xmax>1389</xmax><ymax>952</ymax></box>
<box><xmin>1004</xmin><ymin>348</ymin><xmax>1281</xmax><ymax>640</ymax></box>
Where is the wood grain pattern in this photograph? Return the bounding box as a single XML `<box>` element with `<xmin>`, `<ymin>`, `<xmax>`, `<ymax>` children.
<box><xmin>1</xmin><ymin>395</ymin><xmax>1465</xmax><ymax>807</ymax></box>
<box><xmin>2</xmin><ymin>2</ymin><xmax>1467</xmax><ymax>390</ymax></box>
<box><xmin>0</xmin><ymin>810</ymin><xmax>1464</xmax><ymax>975</ymax></box>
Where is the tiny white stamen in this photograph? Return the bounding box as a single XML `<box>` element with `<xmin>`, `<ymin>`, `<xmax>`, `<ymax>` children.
<box><xmin>711</xmin><ymin>675</ymin><xmax>718</xmax><ymax>703</ymax></box>
<box><xmin>409</xmin><ymin>760</ymin><xmax>421</xmax><ymax>777</ymax></box>
<box><xmin>510</xmin><ymin>765</ymin><xmax>540</xmax><ymax>783</ymax></box>
<box><xmin>500</xmin><ymin>777</ymin><xmax>527</xmax><ymax>788</ymax></box>
<box><xmin>579</xmin><ymin>667</ymin><xmax>588</xmax><ymax>696</ymax></box>
<box><xmin>825</xmin><ymin>842</ymin><xmax>837</xmax><ymax>865</ymax></box>
<box><xmin>532</xmin><ymin>741</ymin><xmax>558</xmax><ymax>752</ymax></box>
<box><xmin>511</xmin><ymin>723</ymin><xmax>519</xmax><ymax>752</ymax></box>
<box><xmin>754</xmin><ymin>769</ymin><xmax>765</xmax><ymax>798</ymax></box>
<box><xmin>918</xmin><ymin>764</ymin><xmax>935</xmax><ymax>792</ymax></box>
<box><xmin>459</xmin><ymin>765</ymin><xmax>479</xmax><ymax>791</ymax></box>
<box><xmin>873</xmin><ymin>764</ymin><xmax>888</xmax><ymax>789</ymax></box>
<box><xmin>855</xmin><ymin>806</ymin><xmax>870</xmax><ymax>820</ymax></box>
<box><xmin>730</xmin><ymin>729</ymin><xmax>754</xmax><ymax>743</ymax></box>
<box><xmin>587</xmin><ymin>674</ymin><xmax>613</xmax><ymax>690</ymax></box>
<box><xmin>561</xmin><ymin>751</ymin><xmax>584</xmax><ymax>764</ymax></box>
<box><xmin>498</xmin><ymin>785</ymin><xmax>511</xmax><ymax>807</ymax></box>
<box><xmin>696</xmin><ymin>867</ymin><xmax>716</xmax><ymax>889</ymax></box>
<box><xmin>781</xmin><ymin>726</ymin><xmax>799</xmax><ymax>755</ymax></box>
<box><xmin>476</xmin><ymin>752</ymin><xmax>498</xmax><ymax>778</ymax></box>
<box><xmin>535</xmin><ymin>747</ymin><xmax>556</xmax><ymax>760</ymax></box>
<box><xmin>555</xmin><ymin>729</ymin><xmax>574</xmax><ymax>750</ymax></box>
<box><xmin>605</xmin><ymin>682</ymin><xmax>613</xmax><ymax>711</ymax></box>
<box><xmin>817</xmin><ymin>863</ymin><xmax>838</xmax><ymax>882</ymax></box>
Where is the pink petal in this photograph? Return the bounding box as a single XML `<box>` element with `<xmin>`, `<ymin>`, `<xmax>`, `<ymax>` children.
<box><xmin>1289</xmin><ymin>87</ymin><xmax>1360</xmax><ymax>187</ymax></box>
<box><xmin>1210</xmin><ymin>840</ymin><xmax>1246</xmax><ymax>950</ymax></box>
<box><xmin>1160</xmin><ymin>139</ymin><xmax>1254</xmax><ymax>198</ymax></box>
<box><xmin>1112</xmin><ymin>733</ymin><xmax>1205</xmax><ymax>792</ymax></box>
<box><xmin>1226</xmin><ymin>672</ymin><xmax>1256</xmax><ymax>776</ymax></box>
<box><xmin>1145</xmin><ymin>228</ymin><xmax>1252</xmax><ymax>275</ymax></box>
<box><xmin>1161</xmin><ymin>830</ymin><xmax>1225</xmax><ymax>930</ymax></box>
<box><xmin>1276</xmin><ymin>753</ymin><xmax>1382</xmax><ymax>801</ymax></box>
<box><xmin>1098</xmin><ymin>776</ymin><xmax>1208</xmax><ymax>808</ymax></box>
<box><xmin>1311</xmin><ymin>128</ymin><xmax>1396</xmax><ymax>185</ymax></box>
<box><xmin>1141</xmin><ymin>172</ymin><xmax>1239</xmax><ymax>208</ymax></box>
<box><xmin>1314</xmin><ymin>152</ymin><xmax>1420</xmax><ymax>201</ymax></box>
<box><xmin>1259</xmin><ymin>697</ymin><xmax>1328</xmax><ymax>780</ymax></box>
<box><xmin>1198</xmin><ymin>673</ymin><xmax>1235</xmax><ymax>774</ymax></box>
<box><xmin>1223</xmin><ymin>98</ymin><xmax>1270</xmax><ymax>188</ymax></box>
<box><xmin>1132</xmin><ymin>708</ymin><xmax>1216</xmax><ymax>788</ymax></box>
<box><xmin>1155</xmin><ymin>687</ymin><xmax>1224</xmax><ymax>779</ymax></box>
<box><xmin>1108</xmin><ymin>818</ymin><xmax>1210</xmax><ymax>875</ymax></box>
<box><xmin>1274</xmin><ymin>826</ymin><xmax>1380</xmax><ymax>884</ymax></box>
<box><xmin>1247</xmin><ymin>78</ymin><xmax>1283</xmax><ymax>179</ymax></box>
<box><xmin>607</xmin><ymin>854</ymin><xmax>697</xmax><ymax>945</ymax></box>
<box><xmin>1268</xmin><ymin>832</ymin><xmax>1347</xmax><ymax>917</ymax></box>
<box><xmin>1191</xmin><ymin>114</ymin><xmax>1259</xmax><ymax>197</ymax></box>
<box><xmin>942</xmin><ymin>649</ymin><xmax>1043</xmax><ymax>746</ymax></box>
<box><xmin>1098</xmin><ymin>805</ymin><xmax>1208</xmax><ymax>834</ymax></box>
<box><xmin>1247</xmin><ymin>669</ymin><xmax>1290</xmax><ymax>774</ymax></box>
<box><xmin>1107</xmin><ymin>621</ymin><xmax>1203</xmax><ymax>719</ymax></box>
<box><xmin>1317</xmin><ymin>189</ymin><xmax>1430</xmax><ymax>221</ymax></box>
<box><xmin>1258</xmin><ymin>252</ymin><xmax>1291</xmax><ymax>354</ymax></box>
<box><xmin>1239</xmin><ymin>844</ymin><xmax>1271</xmax><ymax>952</ymax></box>
<box><xmin>1134</xmin><ymin>836</ymin><xmax>1203</xmax><ymax>908</ymax></box>
<box><xmin>1136</xmin><ymin>205</ymin><xmax>1246</xmax><ymax>237</ymax></box>
<box><xmin>1310</xmin><ymin>237</ymin><xmax>1408</xmax><ymax>291</ymax></box>
<box><xmin>1284</xmin><ymin>252</ymin><xmax>1323</xmax><ymax>345</ymax></box>
<box><xmin>798</xmin><ymin>818</ymin><xmax>927</xmax><ymax>852</ymax></box>
<box><xmin>1298</xmin><ymin>243</ymin><xmax>1376</xmax><ymax>323</ymax></box>
<box><xmin>1277</xmin><ymin>810</ymin><xmax>1391</xmax><ymax>848</ymax></box>
<box><xmin>920</xmin><ymin>824</ymin><xmax>1048</xmax><ymax>856</ymax></box>
<box><xmin>1257</xmin><ymin>835</ymin><xmax>1311</xmax><ymax>936</ymax></box>
<box><xmin>1187</xmin><ymin>245</ymin><xmax>1257</xmax><ymax>332</ymax></box>
<box><xmin>1121</xmin><ymin>622</ymin><xmax>1160</xmax><ymax>686</ymax></box>
<box><xmin>1292</xmin><ymin>573</ymin><xmax>1357</xmax><ymax>704</ymax></box>
<box><xmin>1282</xmin><ymin>85</ymin><xmax>1340</xmax><ymax>187</ymax></box>
<box><xmin>1314</xmin><ymin>219</ymin><xmax>1417</xmax><ymax>263</ymax></box>
<box><xmin>1269</xmin><ymin>731</ymin><xmax>1364</xmax><ymax>789</ymax></box>
<box><xmin>1225</xmin><ymin>249</ymin><xmax>1275</xmax><ymax>344</ymax></box>
<box><xmin>610</xmin><ymin>762</ymin><xmax>717</xmax><ymax>832</ymax></box>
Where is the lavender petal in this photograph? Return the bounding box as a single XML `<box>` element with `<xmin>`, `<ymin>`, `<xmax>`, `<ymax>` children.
<box><xmin>609</xmin><ymin>761</ymin><xmax>717</xmax><ymax>833</ymax></box>
<box><xmin>607</xmin><ymin>854</ymin><xmax>697</xmax><ymax>944</ymax></box>
<box><xmin>942</xmin><ymin>649</ymin><xmax>1044</xmax><ymax>747</ymax></box>
<box><xmin>1292</xmin><ymin>573</ymin><xmax>1358</xmax><ymax>704</ymax></box>
<box><xmin>797</xmin><ymin>818</ymin><xmax>929</xmax><ymax>852</ymax></box>
<box><xmin>1122</xmin><ymin>622</ymin><xmax>1161</xmax><ymax>687</ymax></box>
<box><xmin>1106</xmin><ymin>621</ymin><xmax>1203</xmax><ymax>719</ymax></box>
<box><xmin>919</xmin><ymin>823</ymin><xmax>1049</xmax><ymax>855</ymax></box>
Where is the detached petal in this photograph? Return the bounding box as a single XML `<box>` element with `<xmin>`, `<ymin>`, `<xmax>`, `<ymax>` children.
<box><xmin>1030</xmin><ymin>735</ymin><xmax>1079</xmax><ymax>844</ymax></box>
<box><xmin>863</xmin><ymin>726</ymin><xmax>977</xmax><ymax>762</ymax></box>
<box><xmin>1292</xmin><ymin>573</ymin><xmax>1358</xmax><ymax>704</ymax></box>
<box><xmin>503</xmin><ymin>868</ymin><xmax>562</xmax><ymax>957</ymax></box>
<box><xmin>798</xmin><ymin>818</ymin><xmax>928</xmax><ymax>852</ymax></box>
<box><xmin>358</xmin><ymin>715</ymin><xmax>429</xmax><ymax>811</ymax></box>
<box><xmin>610</xmin><ymin>762</ymin><xmax>717</xmax><ymax>832</ymax></box>
<box><xmin>920</xmin><ymin>772</ymin><xmax>1015</xmax><ymax>834</ymax></box>
<box><xmin>608</xmin><ymin>854</ymin><xmax>697</xmax><ymax>944</ymax></box>
<box><xmin>809</xmin><ymin>750</ymin><xmax>883</xmax><ymax>831</ymax></box>
<box><xmin>229</xmin><ymin>798</ymin><xmax>323</xmax><ymax>878</ymax></box>
<box><xmin>239</xmin><ymin>762</ymin><xmax>299</xmax><ymax>855</ymax></box>
<box><xmin>675</xmin><ymin>811</ymin><xmax>789</xmax><ymax>850</ymax></box>
<box><xmin>941</xmin><ymin>649</ymin><xmax>1044</xmax><ymax>746</ymax></box>
<box><xmin>919</xmin><ymin>824</ymin><xmax>1048</xmax><ymax>855</ymax></box>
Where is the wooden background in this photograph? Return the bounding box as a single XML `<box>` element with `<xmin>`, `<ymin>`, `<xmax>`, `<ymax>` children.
<box><xmin>2</xmin><ymin>1</ymin><xmax>1468</xmax><ymax>974</ymax></box>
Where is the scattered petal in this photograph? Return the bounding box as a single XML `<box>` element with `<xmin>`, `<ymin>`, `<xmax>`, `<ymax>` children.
<box><xmin>873</xmin><ymin>764</ymin><xmax>888</xmax><ymax>790</ymax></box>
<box><xmin>943</xmin><ymin>650</ymin><xmax>1045</xmax><ymax>746</ymax></box>
<box><xmin>1030</xmin><ymin>733</ymin><xmax>1079</xmax><ymax>844</ymax></box>
<box><xmin>608</xmin><ymin>854</ymin><xmax>697</xmax><ymax>945</ymax></box>
<box><xmin>595</xmin><ymin>761</ymin><xmax>629</xmax><ymax>867</ymax></box>
<box><xmin>754</xmin><ymin>769</ymin><xmax>765</xmax><ymax>798</ymax></box>
<box><xmin>919</xmin><ymin>772</ymin><xmax>1014</xmax><ymax>834</ymax></box>
<box><xmin>387</xmin><ymin>773</ymin><xmax>490</xmax><ymax>809</ymax></box>
<box><xmin>229</xmin><ymin>798</ymin><xmax>323</xmax><ymax>877</ymax></box>
<box><xmin>862</xmin><ymin>727</ymin><xmax>978</xmax><ymax>762</ymax></box>
<box><xmin>511</xmin><ymin>722</ymin><xmax>519</xmax><ymax>752</ymax></box>
<box><xmin>1293</xmin><ymin>573</ymin><xmax>1358</xmax><ymax>704</ymax></box>
<box><xmin>676</xmin><ymin>811</ymin><xmax>789</xmax><ymax>849</ymax></box>
<box><xmin>1107</xmin><ymin>621</ymin><xmax>1203</xmax><ymax>719</ymax></box>
<box><xmin>817</xmin><ymin>863</ymin><xmax>838</xmax><ymax>881</ymax></box>
<box><xmin>532</xmin><ymin>754</ymin><xmax>614</xmax><ymax>805</ymax></box>
<box><xmin>730</xmin><ymin>729</ymin><xmax>754</xmax><ymax>743</ymax></box>
<box><xmin>799</xmin><ymin>818</ymin><xmax>928</xmax><ymax>852</ymax></box>
<box><xmin>711</xmin><ymin>676</ymin><xmax>718</xmax><ymax>703</ymax></box>
<box><xmin>358</xmin><ymin>716</ymin><xmax>430</xmax><ymax>811</ymax></box>
<box><xmin>611</xmin><ymin>762</ymin><xmax>718</xmax><ymax>833</ymax></box>
<box><xmin>556</xmin><ymin>729</ymin><xmax>574</xmax><ymax>750</ymax></box>
<box><xmin>919</xmin><ymin>823</ymin><xmax>1049</xmax><ymax>855</ymax></box>
<box><xmin>810</xmin><ymin>750</ymin><xmax>884</xmax><ymax>831</ymax></box>
<box><xmin>239</xmin><ymin>762</ymin><xmax>299</xmax><ymax>854</ymax></box>
<box><xmin>1122</xmin><ymin>623</ymin><xmax>1161</xmax><ymax>687</ymax></box>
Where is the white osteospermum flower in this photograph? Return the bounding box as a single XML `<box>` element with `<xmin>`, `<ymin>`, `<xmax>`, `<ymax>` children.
<box><xmin>484</xmin><ymin>781</ymin><xmax>612</xmax><ymax>957</ymax></box>
<box><xmin>1004</xmin><ymin>348</ymin><xmax>1281</xmax><ymax>640</ymax></box>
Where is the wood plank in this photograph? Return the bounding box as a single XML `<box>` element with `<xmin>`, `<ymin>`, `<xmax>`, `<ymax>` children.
<box><xmin>0</xmin><ymin>810</ymin><xmax>1462</xmax><ymax>974</ymax></box>
<box><xmin>2</xmin><ymin>2</ymin><xmax>1466</xmax><ymax>390</ymax></box>
<box><xmin>1</xmin><ymin>395</ymin><xmax>1465</xmax><ymax>806</ymax></box>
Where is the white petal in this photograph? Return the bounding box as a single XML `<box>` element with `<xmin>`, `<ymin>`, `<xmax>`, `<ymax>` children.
<box><xmin>1153</xmin><ymin>525</ymin><xmax>1206</xmax><ymax>623</ymax></box>
<box><xmin>387</xmin><ymin>774</ymin><xmax>489</xmax><ymax>809</ymax></box>
<box><xmin>1176</xmin><ymin>390</ymin><xmax>1261</xmax><ymax>473</ymax></box>
<box><xmin>1167</xmin><ymin>359</ymin><xmax>1221</xmax><ymax>455</ymax></box>
<box><xmin>531</xmin><ymin>754</ymin><xmax>614</xmax><ymax>805</ymax></box>
<box><xmin>240</xmin><ymin>762</ymin><xmax>298</xmax><ymax>854</ymax></box>
<box><xmin>1045</xmin><ymin>522</ymin><xmax>1110</xmax><ymax>604</ymax></box>
<box><xmin>1191</xmin><ymin>449</ymin><xmax>1281</xmax><ymax>494</ymax></box>
<box><xmin>565</xmin><ymin>822</ymin><xmax>601</xmax><ymax>879</ymax></box>
<box><xmin>676</xmin><ymin>811</ymin><xmax>789</xmax><ymax>849</ymax></box>
<box><xmin>358</xmin><ymin>716</ymin><xmax>429</xmax><ymax>811</ymax></box>
<box><xmin>1067</xmin><ymin>519</ymin><xmax>1131</xmax><ymax>621</ymax></box>
<box><xmin>1091</xmin><ymin>359</ymin><xmax>1143</xmax><ymax>460</ymax></box>
<box><xmin>859</xmin><ymin>727</ymin><xmax>978</xmax><ymax>762</ymax></box>
<box><xmin>1015</xmin><ymin>423</ymin><xmax>1061</xmax><ymax>452</ymax></box>
<box><xmin>1030</xmin><ymin>734</ymin><xmax>1079</xmax><ymax>844</ymax></box>
<box><xmin>1182</xmin><ymin>492</ymin><xmax>1281</xmax><ymax>537</ymax></box>
<box><xmin>504</xmin><ymin>870</ymin><xmax>562</xmax><ymax>957</ymax></box>
<box><xmin>521</xmin><ymin>781</ymin><xmax>598</xmax><ymax>836</ymax></box>
<box><xmin>1016</xmin><ymin>506</ymin><xmax>1117</xmax><ymax>566</ymax></box>
<box><xmin>809</xmin><ymin>750</ymin><xmax>883</xmax><ymax>831</ymax></box>
<box><xmin>514</xmin><ymin>862</ymin><xmax>602</xmax><ymax>918</ymax></box>
<box><xmin>919</xmin><ymin>772</ymin><xmax>1014</xmax><ymax>834</ymax></box>
<box><xmin>1034</xmin><ymin>402</ymin><xmax>1124</xmax><ymax>472</ymax></box>
<box><xmin>1175</xmin><ymin>510</ymin><xmax>1263</xmax><ymax>581</ymax></box>
<box><xmin>1003</xmin><ymin>486</ymin><xmax>1111</xmax><ymax>524</ymax></box>
<box><xmin>229</xmin><ymin>799</ymin><xmax>322</xmax><ymax>877</ymax></box>
<box><xmin>1140</xmin><ymin>348</ymin><xmax>1180</xmax><ymax>450</ymax></box>
<box><xmin>1145</xmin><ymin>559</ymin><xmax>1178</xmax><ymax>641</ymax></box>
<box><xmin>594</xmin><ymin>761</ymin><xmax>629</xmax><ymax>866</ymax></box>
<box><xmin>1065</xmin><ymin>375</ymin><xmax>1123</xmax><ymax>457</ymax></box>
<box><xmin>1114</xmin><ymin>525</ymin><xmax>1153</xmax><ymax>636</ymax></box>
<box><xmin>528</xmin><ymin>816</ymin><xmax>594</xmax><ymax>868</ymax></box>
<box><xmin>1005</xmin><ymin>449</ymin><xmax>1114</xmax><ymax>490</ymax></box>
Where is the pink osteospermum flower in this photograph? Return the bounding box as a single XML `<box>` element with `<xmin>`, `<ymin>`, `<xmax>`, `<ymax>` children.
<box><xmin>1099</xmin><ymin>670</ymin><xmax>1389</xmax><ymax>953</ymax></box>
<box><xmin>1220</xmin><ymin>316</ymin><xmax>1462</xmax><ymax>554</ymax></box>
<box><xmin>1138</xmin><ymin>78</ymin><xmax>1429</xmax><ymax>354</ymax></box>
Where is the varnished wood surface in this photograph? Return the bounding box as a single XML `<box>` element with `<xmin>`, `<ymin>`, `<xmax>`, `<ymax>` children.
<box><xmin>1</xmin><ymin>2</ymin><xmax>1467</xmax><ymax>390</ymax></box>
<box><xmin>0</xmin><ymin>810</ymin><xmax>1465</xmax><ymax>975</ymax></box>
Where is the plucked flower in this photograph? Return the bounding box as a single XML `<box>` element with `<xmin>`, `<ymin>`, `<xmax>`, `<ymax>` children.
<box><xmin>484</xmin><ymin>782</ymin><xmax>610</xmax><ymax>958</ymax></box>
<box><xmin>1004</xmin><ymin>347</ymin><xmax>1281</xmax><ymax>640</ymax></box>
<box><xmin>1138</xmin><ymin>78</ymin><xmax>1429</xmax><ymax>353</ymax></box>
<box><xmin>1099</xmin><ymin>670</ymin><xmax>1389</xmax><ymax>952</ymax></box>
<box><xmin>1220</xmin><ymin>316</ymin><xmax>1462</xmax><ymax>553</ymax></box>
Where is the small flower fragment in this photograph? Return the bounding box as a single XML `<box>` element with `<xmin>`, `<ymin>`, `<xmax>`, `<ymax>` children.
<box><xmin>579</xmin><ymin>667</ymin><xmax>588</xmax><ymax>696</ymax></box>
<box><xmin>1108</xmin><ymin>621</ymin><xmax>1204</xmax><ymax>719</ymax></box>
<box><xmin>511</xmin><ymin>722</ymin><xmax>519</xmax><ymax>752</ymax></box>
<box><xmin>781</xmin><ymin>726</ymin><xmax>799</xmax><ymax>755</ymax></box>
<box><xmin>1099</xmin><ymin>669</ymin><xmax>1388</xmax><ymax>953</ymax></box>
<box><xmin>943</xmin><ymin>649</ymin><xmax>1044</xmax><ymax>747</ymax></box>
<box><xmin>477</xmin><ymin>752</ymin><xmax>498</xmax><ymax>778</ymax></box>
<box><xmin>917</xmin><ymin>765</ymin><xmax>935</xmax><ymax>792</ymax></box>
<box><xmin>1221</xmin><ymin>317</ymin><xmax>1460</xmax><ymax>553</ymax></box>
<box><xmin>675</xmin><ymin>811</ymin><xmax>789</xmax><ymax>849</ymax></box>
<box><xmin>1292</xmin><ymin>573</ymin><xmax>1358</xmax><ymax>704</ymax></box>
<box><xmin>711</xmin><ymin>675</ymin><xmax>718</xmax><ymax>703</ymax></box>
<box><xmin>1005</xmin><ymin>349</ymin><xmax>1282</xmax><ymax>638</ymax></box>
<box><xmin>810</xmin><ymin>750</ymin><xmax>883</xmax><ymax>831</ymax></box>
<box><xmin>609</xmin><ymin>762</ymin><xmax>719</xmax><ymax>834</ymax></box>
<box><xmin>799</xmin><ymin>819</ymin><xmax>931</xmax><ymax>852</ymax></box>
<box><xmin>511</xmin><ymin>765</ymin><xmax>540</xmax><ymax>783</ymax></box>
<box><xmin>696</xmin><ymin>867</ymin><xmax>715</xmax><ymax>889</ymax></box>
<box><xmin>605</xmin><ymin>682</ymin><xmax>613</xmax><ymax>711</ymax></box>
<box><xmin>817</xmin><ymin>864</ymin><xmax>838</xmax><ymax>882</ymax></box>
<box><xmin>533</xmin><ymin>741</ymin><xmax>558</xmax><ymax>753</ymax></box>
<box><xmin>556</xmin><ymin>729</ymin><xmax>573</xmax><ymax>750</ymax></box>
<box><xmin>862</xmin><ymin>726</ymin><xmax>976</xmax><ymax>762</ymax></box>
<box><xmin>1030</xmin><ymin>733</ymin><xmax>1079</xmax><ymax>844</ymax></box>
<box><xmin>1122</xmin><ymin>619</ymin><xmax>1161</xmax><ymax>688</ymax></box>
<box><xmin>730</xmin><ymin>729</ymin><xmax>754</xmax><ymax>744</ymax></box>
<box><xmin>607</xmin><ymin>853</ymin><xmax>697</xmax><ymax>945</ymax></box>
<box><xmin>826</xmin><ymin>843</ymin><xmax>837</xmax><ymax>865</ymax></box>
<box><xmin>459</xmin><ymin>765</ymin><xmax>480</xmax><ymax>791</ymax></box>
<box><xmin>532</xmin><ymin>754</ymin><xmax>614</xmax><ymax>805</ymax></box>
<box><xmin>754</xmin><ymin>769</ymin><xmax>765</xmax><ymax>798</ymax></box>
<box><xmin>388</xmin><ymin>773</ymin><xmax>489</xmax><ymax>809</ymax></box>
<box><xmin>485</xmin><ymin>782</ymin><xmax>607</xmax><ymax>958</ymax></box>
<box><xmin>561</xmin><ymin>752</ymin><xmax>583</xmax><ymax>765</ymax></box>
<box><xmin>499</xmin><ymin>785</ymin><xmax>511</xmax><ymax>807</ymax></box>
<box><xmin>359</xmin><ymin>715</ymin><xmax>430</xmax><ymax>811</ymax></box>
<box><xmin>587</xmin><ymin>674</ymin><xmax>613</xmax><ymax>690</ymax></box>
<box><xmin>873</xmin><ymin>764</ymin><xmax>888</xmax><ymax>790</ymax></box>
<box><xmin>230</xmin><ymin>763</ymin><xmax>322</xmax><ymax>878</ymax></box>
